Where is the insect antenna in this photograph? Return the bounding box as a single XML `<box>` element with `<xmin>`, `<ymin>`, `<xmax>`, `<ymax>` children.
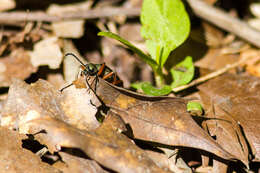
<box><xmin>65</xmin><ymin>53</ymin><xmax>98</xmax><ymax>90</ymax></box>
<box><xmin>60</xmin><ymin>53</ymin><xmax>87</xmax><ymax>92</ymax></box>
<box><xmin>65</xmin><ymin>53</ymin><xmax>99</xmax><ymax>92</ymax></box>
<box><xmin>60</xmin><ymin>53</ymin><xmax>100</xmax><ymax>107</ymax></box>
<box><xmin>65</xmin><ymin>53</ymin><xmax>86</xmax><ymax>67</ymax></box>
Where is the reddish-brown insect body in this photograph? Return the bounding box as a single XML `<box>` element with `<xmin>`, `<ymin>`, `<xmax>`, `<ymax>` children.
<box><xmin>67</xmin><ymin>53</ymin><xmax>122</xmax><ymax>86</ymax></box>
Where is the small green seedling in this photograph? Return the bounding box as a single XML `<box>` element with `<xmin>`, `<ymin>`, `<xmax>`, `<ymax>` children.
<box><xmin>187</xmin><ymin>101</ymin><xmax>204</xmax><ymax>116</ymax></box>
<box><xmin>98</xmin><ymin>0</ymin><xmax>194</xmax><ymax>96</ymax></box>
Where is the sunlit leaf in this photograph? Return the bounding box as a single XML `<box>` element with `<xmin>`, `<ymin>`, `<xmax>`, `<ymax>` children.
<box><xmin>142</xmin><ymin>82</ymin><xmax>172</xmax><ymax>96</ymax></box>
<box><xmin>171</xmin><ymin>56</ymin><xmax>194</xmax><ymax>89</ymax></box>
<box><xmin>132</xmin><ymin>82</ymin><xmax>171</xmax><ymax>96</ymax></box>
<box><xmin>141</xmin><ymin>0</ymin><xmax>190</xmax><ymax>67</ymax></box>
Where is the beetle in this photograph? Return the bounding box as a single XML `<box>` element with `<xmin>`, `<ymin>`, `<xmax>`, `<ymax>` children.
<box><xmin>60</xmin><ymin>53</ymin><xmax>122</xmax><ymax>92</ymax></box>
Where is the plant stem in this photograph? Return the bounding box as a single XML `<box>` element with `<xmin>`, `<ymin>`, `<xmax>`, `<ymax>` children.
<box><xmin>154</xmin><ymin>67</ymin><xmax>164</xmax><ymax>88</ymax></box>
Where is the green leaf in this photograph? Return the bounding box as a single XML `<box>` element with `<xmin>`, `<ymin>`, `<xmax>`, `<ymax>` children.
<box><xmin>131</xmin><ymin>82</ymin><xmax>171</xmax><ymax>96</ymax></box>
<box><xmin>139</xmin><ymin>82</ymin><xmax>172</xmax><ymax>96</ymax></box>
<box><xmin>171</xmin><ymin>56</ymin><xmax>194</xmax><ymax>88</ymax></box>
<box><xmin>98</xmin><ymin>31</ymin><xmax>158</xmax><ymax>70</ymax></box>
<box><xmin>130</xmin><ymin>82</ymin><xmax>143</xmax><ymax>90</ymax></box>
<box><xmin>187</xmin><ymin>101</ymin><xmax>204</xmax><ymax>116</ymax></box>
<box><xmin>141</xmin><ymin>0</ymin><xmax>190</xmax><ymax>67</ymax></box>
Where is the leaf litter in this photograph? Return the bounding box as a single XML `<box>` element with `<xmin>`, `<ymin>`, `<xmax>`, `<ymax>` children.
<box><xmin>1</xmin><ymin>78</ymin><xmax>172</xmax><ymax>172</ymax></box>
<box><xmin>1</xmin><ymin>0</ymin><xmax>260</xmax><ymax>173</ymax></box>
<box><xmin>198</xmin><ymin>72</ymin><xmax>260</xmax><ymax>163</ymax></box>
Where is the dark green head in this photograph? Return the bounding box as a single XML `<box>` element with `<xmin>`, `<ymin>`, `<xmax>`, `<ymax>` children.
<box><xmin>84</xmin><ymin>63</ymin><xmax>98</xmax><ymax>76</ymax></box>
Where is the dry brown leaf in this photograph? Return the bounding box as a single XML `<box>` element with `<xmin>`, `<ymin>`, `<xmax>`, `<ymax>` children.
<box><xmin>23</xmin><ymin>113</ymin><xmax>171</xmax><ymax>173</ymax></box>
<box><xmin>198</xmin><ymin>72</ymin><xmax>260</xmax><ymax>163</ymax></box>
<box><xmin>1</xmin><ymin>79</ymin><xmax>65</xmax><ymax>130</ymax></box>
<box><xmin>1</xmin><ymin>78</ymin><xmax>171</xmax><ymax>172</ymax></box>
<box><xmin>47</xmin><ymin>73</ymin><xmax>65</xmax><ymax>90</ymax></box>
<box><xmin>0</xmin><ymin>127</ymin><xmax>60</xmax><ymax>173</ymax></box>
<box><xmin>1</xmin><ymin>78</ymin><xmax>100</xmax><ymax>131</ymax></box>
<box><xmin>146</xmin><ymin>150</ymin><xmax>192</xmax><ymax>173</ymax></box>
<box><xmin>203</xmin><ymin>22</ymin><xmax>224</xmax><ymax>47</ymax></box>
<box><xmin>201</xmin><ymin>91</ymin><xmax>249</xmax><ymax>165</ymax></box>
<box><xmin>241</xmin><ymin>49</ymin><xmax>260</xmax><ymax>77</ymax></box>
<box><xmin>195</xmin><ymin>47</ymin><xmax>241</xmax><ymax>71</ymax></box>
<box><xmin>195</xmin><ymin>166</ymin><xmax>213</xmax><ymax>173</ymax></box>
<box><xmin>0</xmin><ymin>48</ymin><xmax>37</xmax><ymax>87</ymax></box>
<box><xmin>53</xmin><ymin>152</ymin><xmax>109</xmax><ymax>173</ymax></box>
<box><xmin>60</xmin><ymin>83</ymin><xmax>100</xmax><ymax>131</ymax></box>
<box><xmin>212</xmin><ymin>159</ymin><xmax>228</xmax><ymax>173</ymax></box>
<box><xmin>86</xmin><ymin>77</ymin><xmax>237</xmax><ymax>161</ymax></box>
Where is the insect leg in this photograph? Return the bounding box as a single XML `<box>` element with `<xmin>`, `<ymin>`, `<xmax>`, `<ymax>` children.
<box><xmin>87</xmin><ymin>74</ymin><xmax>99</xmax><ymax>92</ymax></box>
<box><xmin>85</xmin><ymin>75</ymin><xmax>100</xmax><ymax>107</ymax></box>
<box><xmin>112</xmin><ymin>73</ymin><xmax>117</xmax><ymax>84</ymax></box>
<box><xmin>59</xmin><ymin>83</ymin><xmax>74</xmax><ymax>92</ymax></box>
<box><xmin>85</xmin><ymin>78</ymin><xmax>96</xmax><ymax>107</ymax></box>
<box><xmin>93</xmin><ymin>74</ymin><xmax>98</xmax><ymax>92</ymax></box>
<box><xmin>103</xmin><ymin>71</ymin><xmax>114</xmax><ymax>80</ymax></box>
<box><xmin>112</xmin><ymin>74</ymin><xmax>122</xmax><ymax>85</ymax></box>
<box><xmin>97</xmin><ymin>63</ymin><xmax>106</xmax><ymax>76</ymax></box>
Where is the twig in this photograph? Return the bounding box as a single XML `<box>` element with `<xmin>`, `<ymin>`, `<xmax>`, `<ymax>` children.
<box><xmin>186</xmin><ymin>0</ymin><xmax>260</xmax><ymax>48</ymax></box>
<box><xmin>0</xmin><ymin>7</ymin><xmax>140</xmax><ymax>22</ymax></box>
<box><xmin>172</xmin><ymin>58</ymin><xmax>249</xmax><ymax>92</ymax></box>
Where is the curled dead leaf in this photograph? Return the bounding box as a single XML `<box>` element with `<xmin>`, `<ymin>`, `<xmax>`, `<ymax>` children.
<box><xmin>198</xmin><ymin>72</ymin><xmax>260</xmax><ymax>163</ymax></box>
<box><xmin>23</xmin><ymin>114</ymin><xmax>171</xmax><ymax>173</ymax></box>
<box><xmin>83</xmin><ymin>76</ymin><xmax>237</xmax><ymax>161</ymax></box>
<box><xmin>1</xmin><ymin>78</ymin><xmax>171</xmax><ymax>172</ymax></box>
